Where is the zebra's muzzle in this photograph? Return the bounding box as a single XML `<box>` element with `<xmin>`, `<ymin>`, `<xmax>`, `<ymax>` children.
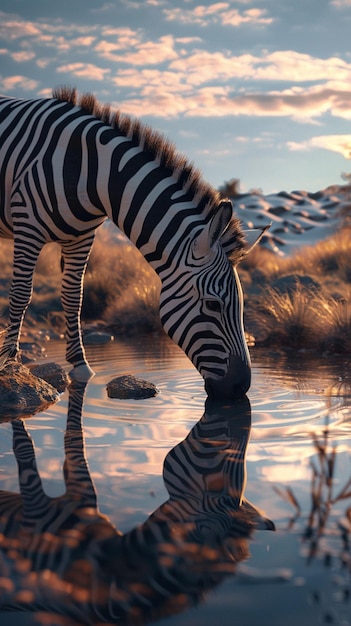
<box><xmin>204</xmin><ymin>355</ymin><xmax>251</xmax><ymax>400</ymax></box>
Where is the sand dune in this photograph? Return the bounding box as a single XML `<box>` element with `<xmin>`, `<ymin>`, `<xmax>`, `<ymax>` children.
<box><xmin>233</xmin><ymin>184</ymin><xmax>351</xmax><ymax>256</ymax></box>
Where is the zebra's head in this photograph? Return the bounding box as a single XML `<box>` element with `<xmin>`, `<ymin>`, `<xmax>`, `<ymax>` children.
<box><xmin>159</xmin><ymin>200</ymin><xmax>266</xmax><ymax>400</ymax></box>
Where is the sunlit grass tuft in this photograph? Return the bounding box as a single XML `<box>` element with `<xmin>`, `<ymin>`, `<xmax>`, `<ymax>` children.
<box><xmin>241</xmin><ymin>228</ymin><xmax>351</xmax><ymax>288</ymax></box>
<box><xmin>315</xmin><ymin>297</ymin><xmax>351</xmax><ymax>353</ymax></box>
<box><xmin>247</xmin><ymin>284</ymin><xmax>319</xmax><ymax>349</ymax></box>
<box><xmin>242</xmin><ymin>227</ymin><xmax>351</xmax><ymax>353</ymax></box>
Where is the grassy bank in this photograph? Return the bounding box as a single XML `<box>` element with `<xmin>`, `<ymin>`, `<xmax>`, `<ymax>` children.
<box><xmin>0</xmin><ymin>223</ymin><xmax>350</xmax><ymax>355</ymax></box>
<box><xmin>0</xmin><ymin>227</ymin><xmax>161</xmax><ymax>340</ymax></box>
<box><xmin>240</xmin><ymin>226</ymin><xmax>351</xmax><ymax>354</ymax></box>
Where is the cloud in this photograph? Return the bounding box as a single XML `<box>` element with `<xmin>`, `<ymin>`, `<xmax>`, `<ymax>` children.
<box><xmin>11</xmin><ymin>50</ymin><xmax>36</xmax><ymax>62</ymax></box>
<box><xmin>36</xmin><ymin>58</ymin><xmax>55</xmax><ymax>69</ymax></box>
<box><xmin>287</xmin><ymin>134</ymin><xmax>351</xmax><ymax>159</ymax></box>
<box><xmin>0</xmin><ymin>75</ymin><xmax>39</xmax><ymax>91</ymax></box>
<box><xmin>99</xmin><ymin>26</ymin><xmax>141</xmax><ymax>45</ymax></box>
<box><xmin>145</xmin><ymin>0</ymin><xmax>169</xmax><ymax>5</ymax></box>
<box><xmin>255</xmin><ymin>51</ymin><xmax>351</xmax><ymax>82</ymax></box>
<box><xmin>176</xmin><ymin>37</ymin><xmax>202</xmax><ymax>44</ymax></box>
<box><xmin>330</xmin><ymin>0</ymin><xmax>351</xmax><ymax>7</ymax></box>
<box><xmin>0</xmin><ymin>8</ymin><xmax>350</xmax><ymax>128</ymax></box>
<box><xmin>90</xmin><ymin>2</ymin><xmax>116</xmax><ymax>12</ymax></box>
<box><xmin>220</xmin><ymin>7</ymin><xmax>274</xmax><ymax>26</ymax></box>
<box><xmin>57</xmin><ymin>63</ymin><xmax>110</xmax><ymax>81</ymax></box>
<box><xmin>112</xmin><ymin>68</ymin><xmax>190</xmax><ymax>92</ymax></box>
<box><xmin>94</xmin><ymin>31</ymin><xmax>142</xmax><ymax>57</ymax></box>
<box><xmin>170</xmin><ymin>50</ymin><xmax>351</xmax><ymax>85</ymax></box>
<box><xmin>71</xmin><ymin>37</ymin><xmax>97</xmax><ymax>48</ymax></box>
<box><xmin>96</xmin><ymin>34</ymin><xmax>178</xmax><ymax>66</ymax></box>
<box><xmin>0</xmin><ymin>15</ymin><xmax>41</xmax><ymax>40</ymax></box>
<box><xmin>163</xmin><ymin>2</ymin><xmax>274</xmax><ymax>27</ymax></box>
<box><xmin>185</xmin><ymin>84</ymin><xmax>351</xmax><ymax>121</ymax></box>
<box><xmin>113</xmin><ymin>79</ymin><xmax>351</xmax><ymax>121</ymax></box>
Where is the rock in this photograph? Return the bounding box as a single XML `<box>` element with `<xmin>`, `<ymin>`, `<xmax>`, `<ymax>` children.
<box><xmin>29</xmin><ymin>362</ymin><xmax>70</xmax><ymax>393</ymax></box>
<box><xmin>83</xmin><ymin>331</ymin><xmax>114</xmax><ymax>345</ymax></box>
<box><xmin>19</xmin><ymin>341</ymin><xmax>46</xmax><ymax>359</ymax></box>
<box><xmin>0</xmin><ymin>362</ymin><xmax>60</xmax><ymax>421</ymax></box>
<box><xmin>270</xmin><ymin>274</ymin><xmax>320</xmax><ymax>296</ymax></box>
<box><xmin>106</xmin><ymin>374</ymin><xmax>159</xmax><ymax>400</ymax></box>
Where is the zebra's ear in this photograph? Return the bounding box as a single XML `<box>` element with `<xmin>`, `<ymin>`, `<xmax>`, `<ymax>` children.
<box><xmin>241</xmin><ymin>498</ymin><xmax>276</xmax><ymax>531</ymax></box>
<box><xmin>243</xmin><ymin>223</ymin><xmax>271</xmax><ymax>256</ymax></box>
<box><xmin>193</xmin><ymin>200</ymin><xmax>233</xmax><ymax>258</ymax></box>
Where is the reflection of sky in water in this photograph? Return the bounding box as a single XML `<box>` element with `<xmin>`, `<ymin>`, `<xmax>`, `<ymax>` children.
<box><xmin>0</xmin><ymin>337</ymin><xmax>351</xmax><ymax>625</ymax></box>
<box><xmin>1</xmin><ymin>338</ymin><xmax>350</xmax><ymax>518</ymax></box>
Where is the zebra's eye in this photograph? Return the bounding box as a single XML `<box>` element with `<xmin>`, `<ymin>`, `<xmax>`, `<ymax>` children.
<box><xmin>205</xmin><ymin>299</ymin><xmax>222</xmax><ymax>314</ymax></box>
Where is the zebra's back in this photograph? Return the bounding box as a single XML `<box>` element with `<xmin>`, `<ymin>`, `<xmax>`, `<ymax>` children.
<box><xmin>0</xmin><ymin>94</ymin><xmax>108</xmax><ymax>242</ymax></box>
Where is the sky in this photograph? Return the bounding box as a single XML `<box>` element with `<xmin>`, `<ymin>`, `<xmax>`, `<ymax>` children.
<box><xmin>1</xmin><ymin>0</ymin><xmax>351</xmax><ymax>194</ymax></box>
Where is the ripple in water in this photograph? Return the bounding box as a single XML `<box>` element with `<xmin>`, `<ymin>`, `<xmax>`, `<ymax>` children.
<box><xmin>41</xmin><ymin>337</ymin><xmax>351</xmax><ymax>443</ymax></box>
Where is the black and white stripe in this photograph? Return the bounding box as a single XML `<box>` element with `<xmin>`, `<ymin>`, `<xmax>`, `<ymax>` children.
<box><xmin>145</xmin><ymin>396</ymin><xmax>274</xmax><ymax>543</ymax></box>
<box><xmin>0</xmin><ymin>89</ymin><xmax>260</xmax><ymax>398</ymax></box>
<box><xmin>0</xmin><ymin>388</ymin><xmax>274</xmax><ymax>623</ymax></box>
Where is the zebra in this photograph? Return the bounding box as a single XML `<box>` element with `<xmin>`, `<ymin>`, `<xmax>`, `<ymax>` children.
<box><xmin>0</xmin><ymin>385</ymin><xmax>274</xmax><ymax>624</ymax></box>
<box><xmin>0</xmin><ymin>88</ymin><xmax>266</xmax><ymax>399</ymax></box>
<box><xmin>146</xmin><ymin>395</ymin><xmax>275</xmax><ymax>544</ymax></box>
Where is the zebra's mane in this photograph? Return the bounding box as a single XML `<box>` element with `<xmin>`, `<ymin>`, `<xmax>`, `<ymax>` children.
<box><xmin>52</xmin><ymin>87</ymin><xmax>245</xmax><ymax>263</ymax></box>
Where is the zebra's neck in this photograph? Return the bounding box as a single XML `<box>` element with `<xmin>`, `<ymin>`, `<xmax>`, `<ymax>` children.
<box><xmin>100</xmin><ymin>143</ymin><xmax>204</xmax><ymax>274</ymax></box>
<box><xmin>40</xmin><ymin>89</ymin><xmax>220</xmax><ymax>273</ymax></box>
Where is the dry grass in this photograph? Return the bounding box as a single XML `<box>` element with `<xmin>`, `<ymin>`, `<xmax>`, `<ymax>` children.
<box><xmin>241</xmin><ymin>226</ymin><xmax>351</xmax><ymax>354</ymax></box>
<box><xmin>275</xmin><ymin>426</ymin><xmax>351</xmax><ymax>565</ymax></box>
<box><xmin>241</xmin><ymin>228</ymin><xmax>351</xmax><ymax>289</ymax></box>
<box><xmin>247</xmin><ymin>284</ymin><xmax>319</xmax><ymax>349</ymax></box>
<box><xmin>82</xmin><ymin>230</ymin><xmax>161</xmax><ymax>333</ymax></box>
<box><xmin>0</xmin><ymin>228</ymin><xmax>161</xmax><ymax>336</ymax></box>
<box><xmin>0</xmin><ymin>223</ymin><xmax>350</xmax><ymax>353</ymax></box>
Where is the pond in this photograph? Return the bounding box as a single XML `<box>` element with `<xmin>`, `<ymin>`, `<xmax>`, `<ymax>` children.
<box><xmin>0</xmin><ymin>336</ymin><xmax>350</xmax><ymax>626</ymax></box>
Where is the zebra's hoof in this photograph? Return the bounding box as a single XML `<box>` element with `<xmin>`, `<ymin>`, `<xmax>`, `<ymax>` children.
<box><xmin>69</xmin><ymin>363</ymin><xmax>95</xmax><ymax>382</ymax></box>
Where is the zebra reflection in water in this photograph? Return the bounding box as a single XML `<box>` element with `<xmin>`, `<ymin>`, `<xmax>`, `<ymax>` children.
<box><xmin>0</xmin><ymin>385</ymin><xmax>274</xmax><ymax>625</ymax></box>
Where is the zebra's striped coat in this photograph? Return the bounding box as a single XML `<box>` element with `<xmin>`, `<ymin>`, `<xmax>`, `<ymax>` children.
<box><xmin>0</xmin><ymin>89</ymin><xmax>264</xmax><ymax>398</ymax></box>
<box><xmin>0</xmin><ymin>385</ymin><xmax>274</xmax><ymax>624</ymax></box>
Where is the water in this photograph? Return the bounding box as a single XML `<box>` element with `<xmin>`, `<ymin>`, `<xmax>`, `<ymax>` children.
<box><xmin>0</xmin><ymin>336</ymin><xmax>350</xmax><ymax>626</ymax></box>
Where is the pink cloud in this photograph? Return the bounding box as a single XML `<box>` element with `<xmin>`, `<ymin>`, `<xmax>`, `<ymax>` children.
<box><xmin>112</xmin><ymin>68</ymin><xmax>189</xmax><ymax>92</ymax></box>
<box><xmin>57</xmin><ymin>63</ymin><xmax>110</xmax><ymax>81</ymax></box>
<box><xmin>164</xmin><ymin>2</ymin><xmax>273</xmax><ymax>27</ymax></box>
<box><xmin>222</xmin><ymin>8</ymin><xmax>274</xmax><ymax>26</ymax></box>
<box><xmin>0</xmin><ymin>16</ymin><xmax>41</xmax><ymax>40</ymax></box>
<box><xmin>11</xmin><ymin>50</ymin><xmax>36</xmax><ymax>62</ymax></box>
<box><xmin>288</xmin><ymin>135</ymin><xmax>351</xmax><ymax>158</ymax></box>
<box><xmin>331</xmin><ymin>0</ymin><xmax>351</xmax><ymax>6</ymax></box>
<box><xmin>97</xmin><ymin>35</ymin><xmax>178</xmax><ymax>66</ymax></box>
<box><xmin>114</xmin><ymin>81</ymin><xmax>351</xmax><ymax>122</ymax></box>
<box><xmin>193</xmin><ymin>3</ymin><xmax>230</xmax><ymax>17</ymax></box>
<box><xmin>71</xmin><ymin>37</ymin><xmax>97</xmax><ymax>47</ymax></box>
<box><xmin>170</xmin><ymin>50</ymin><xmax>257</xmax><ymax>84</ymax></box>
<box><xmin>0</xmin><ymin>75</ymin><xmax>39</xmax><ymax>91</ymax></box>
<box><xmin>170</xmin><ymin>50</ymin><xmax>351</xmax><ymax>86</ymax></box>
<box><xmin>182</xmin><ymin>86</ymin><xmax>346</xmax><ymax>120</ymax></box>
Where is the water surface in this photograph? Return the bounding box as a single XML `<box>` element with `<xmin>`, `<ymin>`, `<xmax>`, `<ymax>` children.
<box><xmin>0</xmin><ymin>337</ymin><xmax>350</xmax><ymax>626</ymax></box>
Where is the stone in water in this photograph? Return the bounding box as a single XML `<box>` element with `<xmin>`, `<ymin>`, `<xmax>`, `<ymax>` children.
<box><xmin>0</xmin><ymin>362</ymin><xmax>60</xmax><ymax>420</ymax></box>
<box><xmin>106</xmin><ymin>374</ymin><xmax>159</xmax><ymax>400</ymax></box>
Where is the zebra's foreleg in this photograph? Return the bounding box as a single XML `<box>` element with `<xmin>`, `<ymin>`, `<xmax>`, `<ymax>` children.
<box><xmin>61</xmin><ymin>235</ymin><xmax>95</xmax><ymax>382</ymax></box>
<box><xmin>12</xmin><ymin>419</ymin><xmax>50</xmax><ymax>527</ymax></box>
<box><xmin>0</xmin><ymin>236</ymin><xmax>43</xmax><ymax>369</ymax></box>
<box><xmin>63</xmin><ymin>381</ymin><xmax>97</xmax><ymax>506</ymax></box>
